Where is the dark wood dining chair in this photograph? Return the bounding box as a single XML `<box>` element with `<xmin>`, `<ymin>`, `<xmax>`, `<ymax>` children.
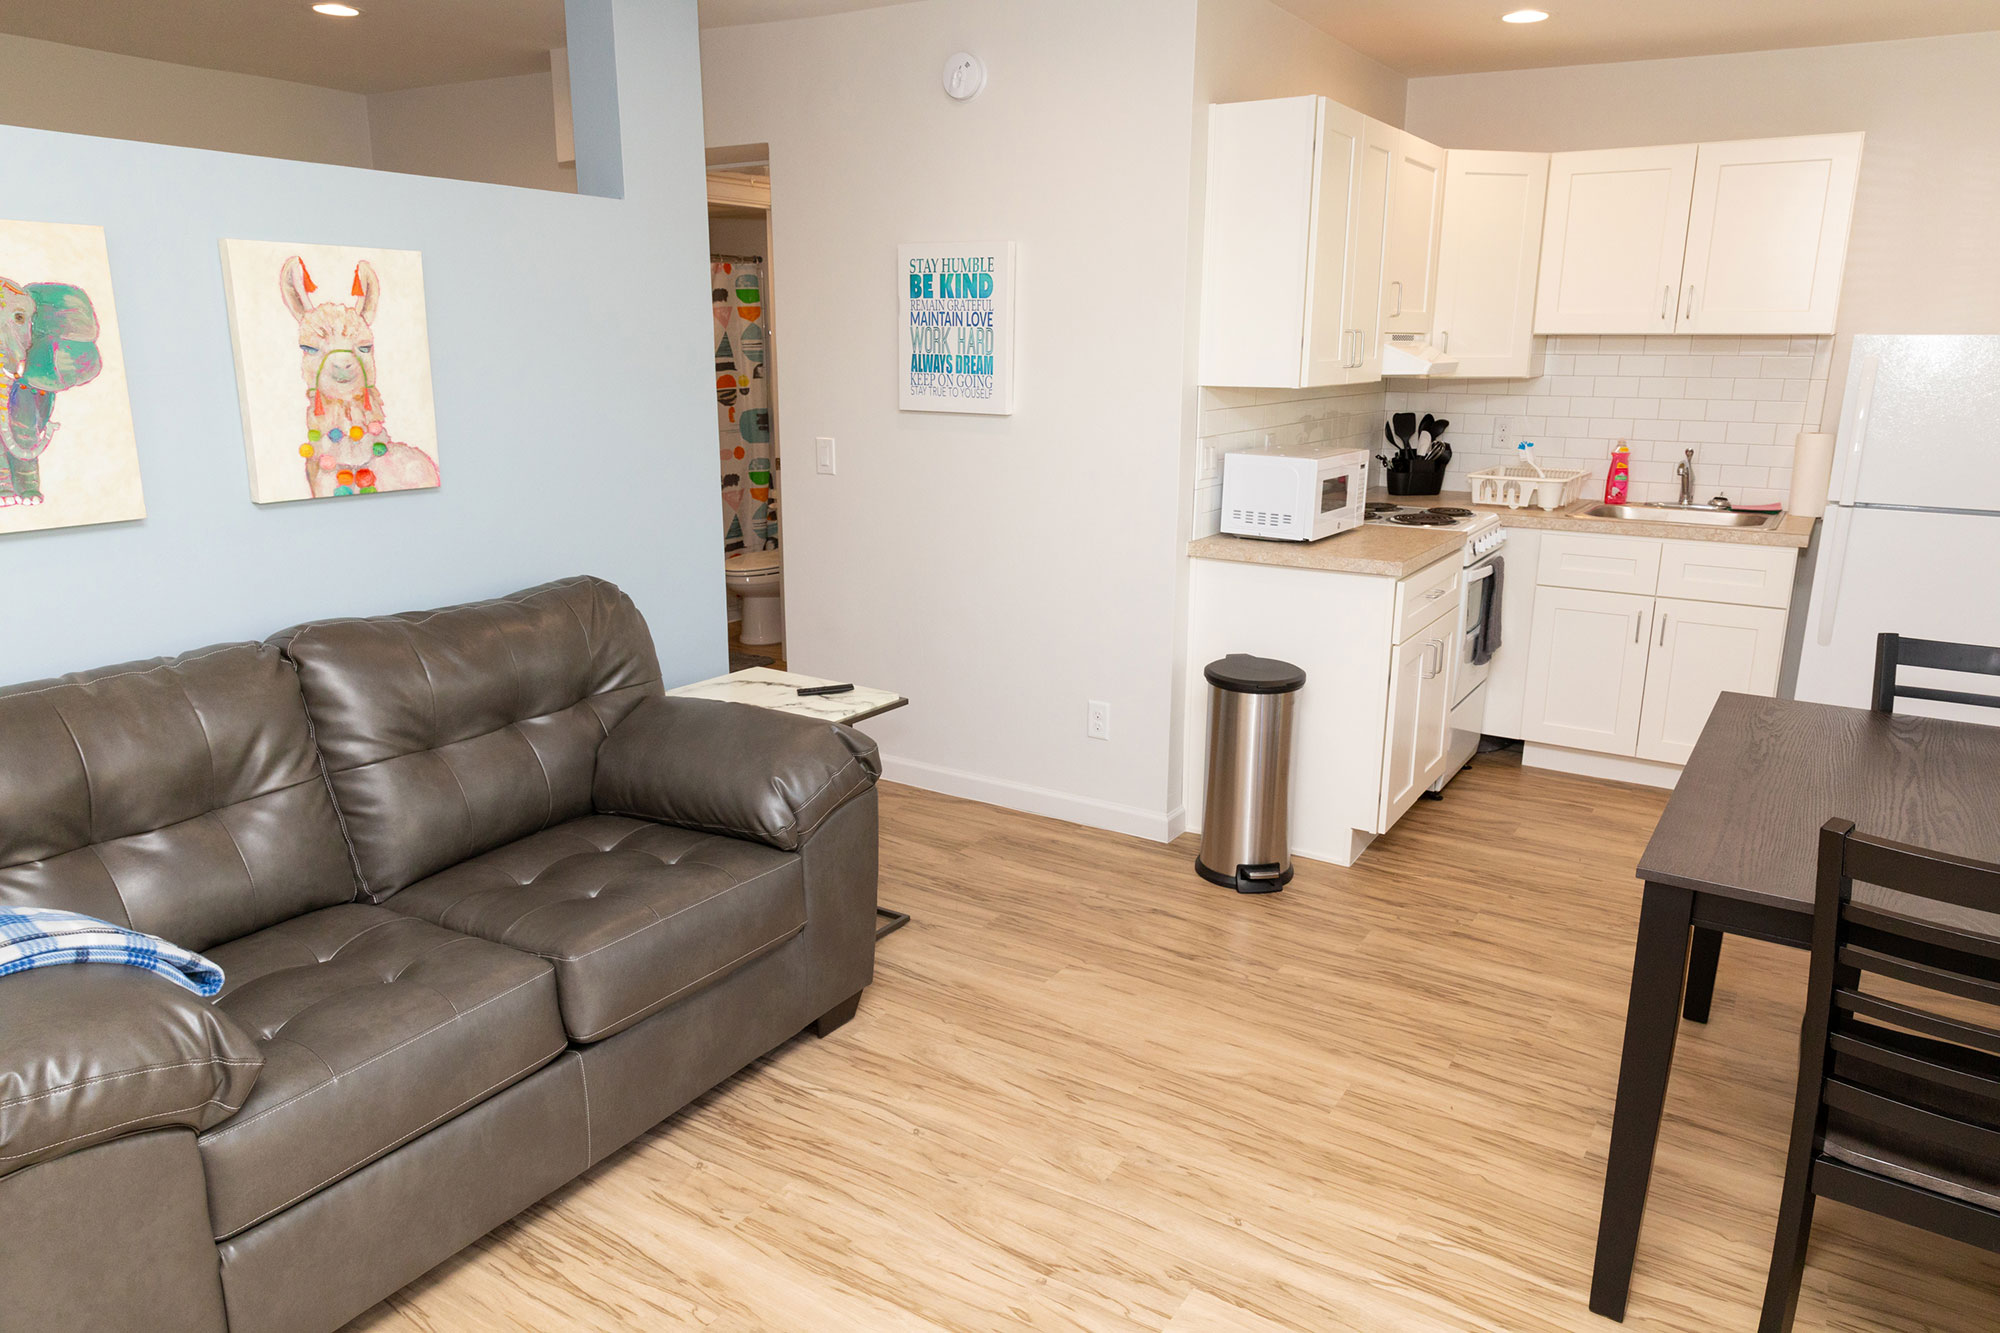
<box><xmin>1873</xmin><ymin>632</ymin><xmax>2000</xmax><ymax>714</ymax></box>
<box><xmin>1760</xmin><ymin>818</ymin><xmax>2000</xmax><ymax>1332</ymax></box>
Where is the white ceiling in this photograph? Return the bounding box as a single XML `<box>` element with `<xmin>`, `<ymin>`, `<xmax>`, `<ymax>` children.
<box><xmin>5</xmin><ymin>0</ymin><xmax>1993</xmax><ymax>91</ymax></box>
<box><xmin>1268</xmin><ymin>0</ymin><xmax>2000</xmax><ymax>77</ymax></box>
<box><xmin>0</xmin><ymin>0</ymin><xmax>565</xmax><ymax>94</ymax></box>
<box><xmin>698</xmin><ymin>0</ymin><xmax>923</xmax><ymax>25</ymax></box>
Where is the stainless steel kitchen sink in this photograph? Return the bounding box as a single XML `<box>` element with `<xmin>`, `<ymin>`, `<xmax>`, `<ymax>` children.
<box><xmin>1578</xmin><ymin>502</ymin><xmax>1785</xmax><ymax>529</ymax></box>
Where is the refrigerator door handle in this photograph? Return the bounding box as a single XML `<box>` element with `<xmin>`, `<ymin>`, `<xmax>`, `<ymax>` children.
<box><xmin>1815</xmin><ymin>503</ymin><xmax>1855</xmax><ymax>648</ymax></box>
<box><xmin>1836</xmin><ymin>354</ymin><xmax>1880</xmax><ymax>509</ymax></box>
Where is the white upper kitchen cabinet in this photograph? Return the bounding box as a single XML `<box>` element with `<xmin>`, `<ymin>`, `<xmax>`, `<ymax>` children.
<box><xmin>1199</xmin><ymin>97</ymin><xmax>1420</xmax><ymax>389</ymax></box>
<box><xmin>1380</xmin><ymin>126</ymin><xmax>1446</xmax><ymax>337</ymax></box>
<box><xmin>1200</xmin><ymin>97</ymin><xmax>1380</xmax><ymax>389</ymax></box>
<box><xmin>1534</xmin><ymin>145</ymin><xmax>1696</xmax><ymax>335</ymax></box>
<box><xmin>1634</xmin><ymin>598</ymin><xmax>1787</xmax><ymax>764</ymax></box>
<box><xmin>1431</xmin><ymin>150</ymin><xmax>1549</xmax><ymax>378</ymax></box>
<box><xmin>1678</xmin><ymin>133</ymin><xmax>1864</xmax><ymax>335</ymax></box>
<box><xmin>1522</xmin><ymin>586</ymin><xmax>1653</xmax><ymax>755</ymax></box>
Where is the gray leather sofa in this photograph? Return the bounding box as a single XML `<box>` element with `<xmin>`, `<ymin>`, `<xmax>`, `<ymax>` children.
<box><xmin>0</xmin><ymin>577</ymin><xmax>881</xmax><ymax>1333</ymax></box>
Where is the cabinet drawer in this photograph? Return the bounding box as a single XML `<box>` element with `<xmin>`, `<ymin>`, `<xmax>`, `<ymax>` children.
<box><xmin>1655</xmin><ymin>540</ymin><xmax>1797</xmax><ymax>608</ymax></box>
<box><xmin>1536</xmin><ymin>533</ymin><xmax>1662</xmax><ymax>596</ymax></box>
<box><xmin>1394</xmin><ymin>557</ymin><xmax>1462</xmax><ymax>643</ymax></box>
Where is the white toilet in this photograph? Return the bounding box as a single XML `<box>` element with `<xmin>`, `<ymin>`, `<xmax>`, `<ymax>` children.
<box><xmin>725</xmin><ymin>549</ymin><xmax>784</xmax><ymax>644</ymax></box>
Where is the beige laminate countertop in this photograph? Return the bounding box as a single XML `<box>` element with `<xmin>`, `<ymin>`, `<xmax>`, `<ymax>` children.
<box><xmin>1189</xmin><ymin>490</ymin><xmax>1815</xmax><ymax>579</ymax></box>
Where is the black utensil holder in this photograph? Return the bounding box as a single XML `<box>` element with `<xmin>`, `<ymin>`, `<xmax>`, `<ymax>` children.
<box><xmin>1385</xmin><ymin>459</ymin><xmax>1446</xmax><ymax>496</ymax></box>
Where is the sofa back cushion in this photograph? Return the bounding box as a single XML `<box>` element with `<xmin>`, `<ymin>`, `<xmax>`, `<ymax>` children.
<box><xmin>0</xmin><ymin>643</ymin><xmax>358</xmax><ymax>952</ymax></box>
<box><xmin>272</xmin><ymin>576</ymin><xmax>662</xmax><ymax>900</ymax></box>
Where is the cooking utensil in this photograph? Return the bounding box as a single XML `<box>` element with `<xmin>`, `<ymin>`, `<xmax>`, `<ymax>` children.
<box><xmin>1391</xmin><ymin>412</ymin><xmax>1416</xmax><ymax>449</ymax></box>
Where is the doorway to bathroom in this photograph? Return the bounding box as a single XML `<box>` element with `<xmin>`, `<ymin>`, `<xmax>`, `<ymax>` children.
<box><xmin>708</xmin><ymin>147</ymin><xmax>785</xmax><ymax>670</ymax></box>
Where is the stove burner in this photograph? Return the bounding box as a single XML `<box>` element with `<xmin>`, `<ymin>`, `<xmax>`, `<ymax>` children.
<box><xmin>1426</xmin><ymin>506</ymin><xmax>1474</xmax><ymax>518</ymax></box>
<box><xmin>1365</xmin><ymin>502</ymin><xmax>1407</xmax><ymax>515</ymax></box>
<box><xmin>1389</xmin><ymin>511</ymin><xmax>1458</xmax><ymax>527</ymax></box>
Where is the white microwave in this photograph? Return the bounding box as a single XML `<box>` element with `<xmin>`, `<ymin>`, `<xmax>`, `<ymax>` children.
<box><xmin>1220</xmin><ymin>443</ymin><xmax>1368</xmax><ymax>542</ymax></box>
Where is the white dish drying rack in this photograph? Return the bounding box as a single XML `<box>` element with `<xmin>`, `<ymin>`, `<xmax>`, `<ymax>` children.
<box><xmin>1466</xmin><ymin>460</ymin><xmax>1588</xmax><ymax>511</ymax></box>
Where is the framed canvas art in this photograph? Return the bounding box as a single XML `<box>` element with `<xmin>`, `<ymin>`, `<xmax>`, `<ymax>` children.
<box><xmin>220</xmin><ymin>239</ymin><xmax>440</xmax><ymax>503</ymax></box>
<box><xmin>898</xmin><ymin>242</ymin><xmax>1015</xmax><ymax>415</ymax></box>
<box><xmin>0</xmin><ymin>218</ymin><xmax>144</xmax><ymax>536</ymax></box>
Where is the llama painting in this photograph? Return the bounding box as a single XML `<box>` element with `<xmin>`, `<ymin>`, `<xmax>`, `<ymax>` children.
<box><xmin>0</xmin><ymin>219</ymin><xmax>144</xmax><ymax>537</ymax></box>
<box><xmin>221</xmin><ymin>239</ymin><xmax>439</xmax><ymax>504</ymax></box>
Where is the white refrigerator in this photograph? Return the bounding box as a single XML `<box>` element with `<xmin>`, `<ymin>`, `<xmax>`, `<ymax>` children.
<box><xmin>1794</xmin><ymin>334</ymin><xmax>2000</xmax><ymax>719</ymax></box>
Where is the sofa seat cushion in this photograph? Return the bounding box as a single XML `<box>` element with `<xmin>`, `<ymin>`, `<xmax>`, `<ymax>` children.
<box><xmin>196</xmin><ymin>905</ymin><xmax>563</xmax><ymax>1239</ymax></box>
<box><xmin>387</xmin><ymin>815</ymin><xmax>806</xmax><ymax>1043</ymax></box>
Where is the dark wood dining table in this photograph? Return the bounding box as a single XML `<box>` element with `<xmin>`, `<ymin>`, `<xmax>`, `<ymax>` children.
<box><xmin>1590</xmin><ymin>691</ymin><xmax>2000</xmax><ymax>1321</ymax></box>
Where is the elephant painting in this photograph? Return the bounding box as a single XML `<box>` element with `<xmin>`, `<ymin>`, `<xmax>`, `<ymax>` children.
<box><xmin>0</xmin><ymin>276</ymin><xmax>104</xmax><ymax>508</ymax></box>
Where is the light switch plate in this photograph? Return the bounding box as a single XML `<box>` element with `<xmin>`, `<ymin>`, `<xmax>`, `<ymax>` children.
<box><xmin>815</xmin><ymin>437</ymin><xmax>836</xmax><ymax>475</ymax></box>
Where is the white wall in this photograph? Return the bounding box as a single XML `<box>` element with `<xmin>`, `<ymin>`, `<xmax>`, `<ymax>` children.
<box><xmin>1406</xmin><ymin>32</ymin><xmax>2000</xmax><ymax>426</ymax></box>
<box><xmin>368</xmin><ymin>71</ymin><xmax>578</xmax><ymax>194</ymax></box>
<box><xmin>0</xmin><ymin>31</ymin><xmax>373</xmax><ymax>167</ymax></box>
<box><xmin>701</xmin><ymin>0</ymin><xmax>1203</xmax><ymax>838</ymax></box>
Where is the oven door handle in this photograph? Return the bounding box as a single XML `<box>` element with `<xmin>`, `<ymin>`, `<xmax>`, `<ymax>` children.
<box><xmin>1465</xmin><ymin>565</ymin><xmax>1496</xmax><ymax>583</ymax></box>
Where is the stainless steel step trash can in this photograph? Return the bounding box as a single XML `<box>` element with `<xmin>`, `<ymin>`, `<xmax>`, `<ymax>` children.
<box><xmin>1196</xmin><ymin>653</ymin><xmax>1305</xmax><ymax>893</ymax></box>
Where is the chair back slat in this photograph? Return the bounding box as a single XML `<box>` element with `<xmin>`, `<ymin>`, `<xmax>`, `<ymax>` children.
<box><xmin>1847</xmin><ymin>903</ymin><xmax>2000</xmax><ymax>966</ymax></box>
<box><xmin>1874</xmin><ymin>631</ymin><xmax>2000</xmax><ymax>714</ymax></box>
<box><xmin>1825</xmin><ymin>1078</ymin><xmax>2000</xmax><ymax>1162</ymax></box>
<box><xmin>1839</xmin><ymin>942</ymin><xmax>2000</xmax><ymax>1008</ymax></box>
<box><xmin>1835</xmin><ymin>991</ymin><xmax>2000</xmax><ymax>1060</ymax></box>
<box><xmin>1845</xmin><ymin>834</ymin><xmax>2000</xmax><ymax>918</ymax></box>
<box><xmin>1832</xmin><ymin>1027</ymin><xmax>2000</xmax><ymax>1112</ymax></box>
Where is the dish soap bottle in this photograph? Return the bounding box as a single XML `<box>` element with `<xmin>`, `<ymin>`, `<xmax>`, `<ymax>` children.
<box><xmin>1604</xmin><ymin>440</ymin><xmax>1631</xmax><ymax>503</ymax></box>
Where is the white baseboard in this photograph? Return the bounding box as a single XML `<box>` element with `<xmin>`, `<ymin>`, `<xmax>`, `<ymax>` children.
<box><xmin>1522</xmin><ymin>742</ymin><xmax>1681</xmax><ymax>790</ymax></box>
<box><xmin>880</xmin><ymin>753</ymin><xmax>1182</xmax><ymax>842</ymax></box>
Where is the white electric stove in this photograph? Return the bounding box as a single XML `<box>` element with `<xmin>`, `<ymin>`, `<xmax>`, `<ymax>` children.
<box><xmin>1364</xmin><ymin>502</ymin><xmax>1507</xmax><ymax>794</ymax></box>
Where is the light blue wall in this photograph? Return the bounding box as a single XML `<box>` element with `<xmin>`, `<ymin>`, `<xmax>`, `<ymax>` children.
<box><xmin>0</xmin><ymin>0</ymin><xmax>725</xmax><ymax>687</ymax></box>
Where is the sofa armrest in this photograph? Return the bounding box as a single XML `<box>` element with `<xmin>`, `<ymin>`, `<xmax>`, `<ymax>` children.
<box><xmin>593</xmin><ymin>695</ymin><xmax>882</xmax><ymax>851</ymax></box>
<box><xmin>0</xmin><ymin>965</ymin><xmax>263</xmax><ymax>1180</ymax></box>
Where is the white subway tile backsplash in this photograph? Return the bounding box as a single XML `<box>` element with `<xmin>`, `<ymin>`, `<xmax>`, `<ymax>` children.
<box><xmin>1199</xmin><ymin>335</ymin><xmax>1836</xmax><ymax>524</ymax></box>
<box><xmin>1724</xmin><ymin>421</ymin><xmax>1779</xmax><ymax>447</ymax></box>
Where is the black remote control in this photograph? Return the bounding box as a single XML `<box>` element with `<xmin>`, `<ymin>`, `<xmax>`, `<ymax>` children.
<box><xmin>797</xmin><ymin>683</ymin><xmax>855</xmax><ymax>697</ymax></box>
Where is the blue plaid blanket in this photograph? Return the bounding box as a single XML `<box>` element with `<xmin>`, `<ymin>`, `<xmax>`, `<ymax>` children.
<box><xmin>0</xmin><ymin>907</ymin><xmax>224</xmax><ymax>997</ymax></box>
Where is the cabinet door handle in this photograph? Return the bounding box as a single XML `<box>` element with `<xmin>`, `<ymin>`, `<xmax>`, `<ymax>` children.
<box><xmin>1682</xmin><ymin>285</ymin><xmax>1696</xmax><ymax>321</ymax></box>
<box><xmin>1658</xmin><ymin>613</ymin><xmax>1668</xmax><ymax>646</ymax></box>
<box><xmin>1661</xmin><ymin>285</ymin><xmax>1671</xmax><ymax>321</ymax></box>
<box><xmin>1438</xmin><ymin>330</ymin><xmax>1449</xmax><ymax>353</ymax></box>
<box><xmin>1633</xmin><ymin>612</ymin><xmax>1643</xmax><ymax>643</ymax></box>
<box><xmin>1392</xmin><ymin>281</ymin><xmax>1404</xmax><ymax>318</ymax></box>
<box><xmin>1422</xmin><ymin>639</ymin><xmax>1444</xmax><ymax>679</ymax></box>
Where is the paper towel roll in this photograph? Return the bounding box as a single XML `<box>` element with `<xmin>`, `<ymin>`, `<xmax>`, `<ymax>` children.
<box><xmin>1788</xmin><ymin>432</ymin><xmax>1836</xmax><ymax>518</ymax></box>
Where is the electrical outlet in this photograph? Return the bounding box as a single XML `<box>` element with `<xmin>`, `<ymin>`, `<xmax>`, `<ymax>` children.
<box><xmin>1494</xmin><ymin>418</ymin><xmax>1515</xmax><ymax>454</ymax></box>
<box><xmin>1087</xmin><ymin>700</ymin><xmax>1110</xmax><ymax>741</ymax></box>
<box><xmin>815</xmin><ymin>436</ymin><xmax>836</xmax><ymax>475</ymax></box>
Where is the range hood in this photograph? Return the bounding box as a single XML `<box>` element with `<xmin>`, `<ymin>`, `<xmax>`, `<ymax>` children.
<box><xmin>1380</xmin><ymin>333</ymin><xmax>1459</xmax><ymax>376</ymax></box>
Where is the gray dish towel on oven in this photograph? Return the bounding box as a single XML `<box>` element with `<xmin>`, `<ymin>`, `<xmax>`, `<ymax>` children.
<box><xmin>1472</xmin><ymin>554</ymin><xmax>1504</xmax><ymax>666</ymax></box>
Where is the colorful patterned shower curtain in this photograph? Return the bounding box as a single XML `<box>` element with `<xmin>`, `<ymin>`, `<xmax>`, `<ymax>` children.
<box><xmin>714</xmin><ymin>257</ymin><xmax>776</xmax><ymax>554</ymax></box>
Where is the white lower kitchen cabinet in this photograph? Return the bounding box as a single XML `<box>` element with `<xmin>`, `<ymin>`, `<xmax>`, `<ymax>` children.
<box><xmin>1634</xmin><ymin>598</ymin><xmax>1787</xmax><ymax>764</ymax></box>
<box><xmin>1183</xmin><ymin>554</ymin><xmax>1462</xmax><ymax>867</ymax></box>
<box><xmin>1517</xmin><ymin>531</ymin><xmax>1798</xmax><ymax>786</ymax></box>
<box><xmin>1522</xmin><ymin>586</ymin><xmax>1653</xmax><ymax>755</ymax></box>
<box><xmin>1379</xmin><ymin>607</ymin><xmax>1456</xmax><ymax>831</ymax></box>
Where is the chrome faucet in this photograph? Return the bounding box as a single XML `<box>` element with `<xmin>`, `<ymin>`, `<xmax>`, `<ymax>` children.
<box><xmin>1676</xmin><ymin>447</ymin><xmax>1733</xmax><ymax>509</ymax></box>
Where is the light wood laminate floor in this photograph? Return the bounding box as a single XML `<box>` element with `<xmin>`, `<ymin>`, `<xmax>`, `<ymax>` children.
<box><xmin>346</xmin><ymin>754</ymin><xmax>2000</xmax><ymax>1331</ymax></box>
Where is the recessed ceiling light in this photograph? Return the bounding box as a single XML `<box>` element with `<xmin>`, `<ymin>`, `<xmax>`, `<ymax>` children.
<box><xmin>1502</xmin><ymin>8</ymin><xmax>1549</xmax><ymax>22</ymax></box>
<box><xmin>312</xmin><ymin>3</ymin><xmax>361</xmax><ymax>15</ymax></box>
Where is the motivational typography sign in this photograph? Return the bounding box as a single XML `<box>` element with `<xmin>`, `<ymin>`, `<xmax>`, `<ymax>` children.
<box><xmin>898</xmin><ymin>242</ymin><xmax>1016</xmax><ymax>415</ymax></box>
